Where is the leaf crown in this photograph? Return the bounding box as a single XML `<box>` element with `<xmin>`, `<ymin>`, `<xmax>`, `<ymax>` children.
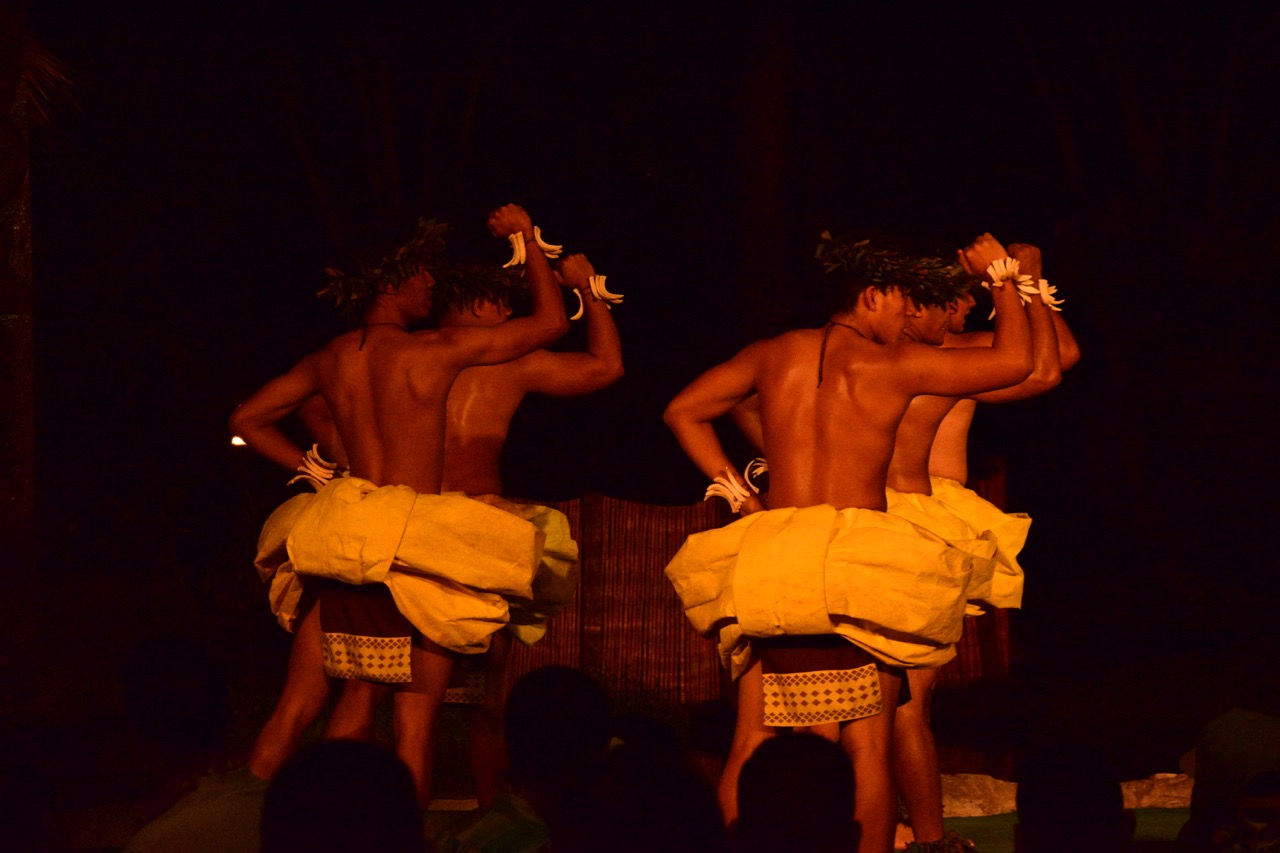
<box><xmin>317</xmin><ymin>218</ymin><xmax>451</xmax><ymax>320</ymax></box>
<box><xmin>816</xmin><ymin>231</ymin><xmax>975</xmax><ymax>308</ymax></box>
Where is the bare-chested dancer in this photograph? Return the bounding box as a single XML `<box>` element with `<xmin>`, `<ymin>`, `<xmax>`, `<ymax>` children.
<box><xmin>662</xmin><ymin>238</ymin><xmax>1033</xmax><ymax>853</ymax></box>
<box><xmin>929</xmin><ymin>242</ymin><xmax>1080</xmax><ymax>484</ymax></box>
<box><xmin>885</xmin><ymin>235</ymin><xmax>1078</xmax><ymax>850</ymax></box>
<box><xmin>435</xmin><ymin>251</ymin><xmax>623</xmax><ymax>806</ymax></box>
<box><xmin>230</xmin><ymin>204</ymin><xmax>569</xmax><ymax>804</ymax></box>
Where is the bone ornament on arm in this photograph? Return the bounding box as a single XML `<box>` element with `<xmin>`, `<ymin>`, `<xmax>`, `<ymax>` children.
<box><xmin>983</xmin><ymin>257</ymin><xmax>1029</xmax><ymax>288</ymax></box>
<box><xmin>984</xmin><ymin>257</ymin><xmax>1036</xmax><ymax>319</ymax></box>
<box><xmin>1010</xmin><ymin>277</ymin><xmax>1065</xmax><ymax>315</ymax></box>
<box><xmin>502</xmin><ymin>226</ymin><xmax>565</xmax><ymax>269</ymax></box>
<box><xmin>568</xmin><ymin>273</ymin><xmax>624</xmax><ymax>321</ymax></box>
<box><xmin>286</xmin><ymin>443</ymin><xmax>341</xmax><ymax>491</ymax></box>
<box><xmin>704</xmin><ymin>466</ymin><xmax>754</xmax><ymax>513</ymax></box>
<box><xmin>744</xmin><ymin>457</ymin><xmax>768</xmax><ymax>494</ymax></box>
<box><xmin>1037</xmin><ymin>279</ymin><xmax>1064</xmax><ymax>312</ymax></box>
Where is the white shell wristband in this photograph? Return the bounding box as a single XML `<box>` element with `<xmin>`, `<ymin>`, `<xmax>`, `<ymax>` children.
<box><xmin>503</xmin><ymin>226</ymin><xmax>564</xmax><ymax>268</ymax></box>
<box><xmin>287</xmin><ymin>443</ymin><xmax>339</xmax><ymax>492</ymax></box>
<box><xmin>704</xmin><ymin>468</ymin><xmax>753</xmax><ymax>513</ymax></box>
<box><xmin>569</xmin><ymin>273</ymin><xmax>623</xmax><ymax>321</ymax></box>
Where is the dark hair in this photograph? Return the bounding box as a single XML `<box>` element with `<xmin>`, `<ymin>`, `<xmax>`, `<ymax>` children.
<box><xmin>317</xmin><ymin>217</ymin><xmax>450</xmax><ymax>323</ymax></box>
<box><xmin>505</xmin><ymin>666</ymin><xmax>612</xmax><ymax>786</ymax></box>
<box><xmin>733</xmin><ymin>734</ymin><xmax>858</xmax><ymax>853</ymax></box>
<box><xmin>432</xmin><ymin>261</ymin><xmax>528</xmax><ymax>318</ymax></box>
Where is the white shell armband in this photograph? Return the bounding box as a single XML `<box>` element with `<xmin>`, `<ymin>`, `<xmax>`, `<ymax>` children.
<box><xmin>705</xmin><ymin>468</ymin><xmax>753</xmax><ymax>513</ymax></box>
<box><xmin>984</xmin><ymin>258</ymin><xmax>1036</xmax><ymax>318</ymax></box>
<box><xmin>1037</xmin><ymin>278</ymin><xmax>1064</xmax><ymax>311</ymax></box>
<box><xmin>569</xmin><ymin>274</ymin><xmax>624</xmax><ymax>321</ymax></box>
<box><xmin>744</xmin><ymin>457</ymin><xmax>768</xmax><ymax>493</ymax></box>
<box><xmin>287</xmin><ymin>444</ymin><xmax>339</xmax><ymax>492</ymax></box>
<box><xmin>984</xmin><ymin>257</ymin><xmax>1021</xmax><ymax>286</ymax></box>
<box><xmin>1009</xmin><ymin>277</ymin><xmax>1065</xmax><ymax>314</ymax></box>
<box><xmin>503</xmin><ymin>226</ymin><xmax>564</xmax><ymax>268</ymax></box>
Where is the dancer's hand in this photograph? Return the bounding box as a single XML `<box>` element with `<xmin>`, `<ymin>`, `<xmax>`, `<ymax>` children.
<box><xmin>487</xmin><ymin>204</ymin><xmax>533</xmax><ymax>240</ymax></box>
<box><xmin>958</xmin><ymin>233</ymin><xmax>1009</xmax><ymax>278</ymax></box>
<box><xmin>1007</xmin><ymin>243</ymin><xmax>1043</xmax><ymax>280</ymax></box>
<box><xmin>556</xmin><ymin>254</ymin><xmax>596</xmax><ymax>293</ymax></box>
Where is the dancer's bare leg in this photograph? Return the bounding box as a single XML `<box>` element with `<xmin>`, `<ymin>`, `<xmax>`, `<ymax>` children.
<box><xmin>395</xmin><ymin>638</ymin><xmax>454</xmax><ymax>807</ymax></box>
<box><xmin>466</xmin><ymin>630</ymin><xmax>511</xmax><ymax>808</ymax></box>
<box><xmin>324</xmin><ymin>678</ymin><xmax>390</xmax><ymax>741</ymax></box>
<box><xmin>248</xmin><ymin>601</ymin><xmax>331</xmax><ymax>779</ymax></box>
<box><xmin>892</xmin><ymin>667</ymin><xmax>943</xmax><ymax>844</ymax></box>
<box><xmin>717</xmin><ymin>660</ymin><xmax>775</xmax><ymax>824</ymax></box>
<box><xmin>797</xmin><ymin>721</ymin><xmax>841</xmax><ymax>742</ymax></box>
<box><xmin>841</xmin><ymin>668</ymin><xmax>902</xmax><ymax>853</ymax></box>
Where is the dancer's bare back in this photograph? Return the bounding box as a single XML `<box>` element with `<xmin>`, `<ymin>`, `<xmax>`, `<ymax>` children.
<box><xmin>666</xmin><ymin>273</ymin><xmax>1033</xmax><ymax>513</ymax></box>
<box><xmin>230</xmin><ymin>204</ymin><xmax>569</xmax><ymax>495</ymax></box>
<box><xmin>441</xmin><ymin>253</ymin><xmax>622</xmax><ymax>496</ymax></box>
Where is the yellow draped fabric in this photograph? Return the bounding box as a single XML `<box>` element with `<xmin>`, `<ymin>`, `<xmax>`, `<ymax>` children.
<box><xmin>472</xmin><ymin>495</ymin><xmax>579</xmax><ymax>646</ymax></box>
<box><xmin>254</xmin><ymin>493</ymin><xmax>314</xmax><ymax>632</ymax></box>
<box><xmin>255</xmin><ymin>477</ymin><xmax>544</xmax><ymax>654</ymax></box>
<box><xmin>885</xmin><ymin>487</ymin><xmax>999</xmax><ymax>613</ymax></box>
<box><xmin>928</xmin><ymin>476</ymin><xmax>1029</xmax><ymax>609</ymax></box>
<box><xmin>664</xmin><ymin>504</ymin><xmax>988</xmax><ymax>678</ymax></box>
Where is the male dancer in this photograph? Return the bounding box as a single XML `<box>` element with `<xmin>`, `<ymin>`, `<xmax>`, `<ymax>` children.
<box><xmin>434</xmin><ymin>251</ymin><xmax>623</xmax><ymax>806</ymax></box>
<box><xmin>885</xmin><ymin>237</ymin><xmax>1073</xmax><ymax>851</ymax></box>
<box><xmin>230</xmin><ymin>204</ymin><xmax>569</xmax><ymax>804</ymax></box>
<box><xmin>662</xmin><ymin>237</ymin><xmax>1033</xmax><ymax>853</ymax></box>
<box><xmin>929</xmin><ymin>241</ymin><xmax>1080</xmax><ymax>484</ymax></box>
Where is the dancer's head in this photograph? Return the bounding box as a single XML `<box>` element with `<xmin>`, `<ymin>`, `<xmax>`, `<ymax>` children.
<box><xmin>433</xmin><ymin>261</ymin><xmax>526</xmax><ymax>326</ymax></box>
<box><xmin>818</xmin><ymin>232</ymin><xmax>970</xmax><ymax>344</ymax></box>
<box><xmin>318</xmin><ymin>217</ymin><xmax>450</xmax><ymax>324</ymax></box>
<box><xmin>948</xmin><ymin>287</ymin><xmax>979</xmax><ymax>334</ymax></box>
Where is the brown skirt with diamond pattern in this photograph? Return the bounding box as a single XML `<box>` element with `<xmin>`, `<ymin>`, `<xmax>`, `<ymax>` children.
<box><xmin>756</xmin><ymin>635</ymin><xmax>903</xmax><ymax>726</ymax></box>
<box><xmin>317</xmin><ymin>580</ymin><xmax>414</xmax><ymax>683</ymax></box>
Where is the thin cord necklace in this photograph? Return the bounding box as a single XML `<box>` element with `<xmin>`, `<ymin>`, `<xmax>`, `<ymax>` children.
<box><xmin>817</xmin><ymin>321</ymin><xmax>867</xmax><ymax>387</ymax></box>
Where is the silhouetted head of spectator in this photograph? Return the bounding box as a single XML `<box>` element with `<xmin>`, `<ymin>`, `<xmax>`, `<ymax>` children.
<box><xmin>732</xmin><ymin>733</ymin><xmax>858</xmax><ymax>853</ymax></box>
<box><xmin>504</xmin><ymin>666</ymin><xmax>612</xmax><ymax>790</ymax></box>
<box><xmin>1014</xmin><ymin>744</ymin><xmax>1134</xmax><ymax>853</ymax></box>
<box><xmin>261</xmin><ymin>740</ymin><xmax>424</xmax><ymax>853</ymax></box>
<box><xmin>569</xmin><ymin>739</ymin><xmax>726</xmax><ymax>853</ymax></box>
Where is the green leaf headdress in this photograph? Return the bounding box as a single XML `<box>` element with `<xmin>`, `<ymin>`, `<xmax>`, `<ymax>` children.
<box><xmin>317</xmin><ymin>218</ymin><xmax>451</xmax><ymax>321</ymax></box>
<box><xmin>816</xmin><ymin>231</ymin><xmax>975</xmax><ymax>308</ymax></box>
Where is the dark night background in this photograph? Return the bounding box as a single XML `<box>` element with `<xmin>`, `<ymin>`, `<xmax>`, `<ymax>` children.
<box><xmin>6</xmin><ymin>0</ymin><xmax>1280</xmax><ymax>842</ymax></box>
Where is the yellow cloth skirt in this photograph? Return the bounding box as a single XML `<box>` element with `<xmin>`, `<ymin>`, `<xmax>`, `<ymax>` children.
<box><xmin>472</xmin><ymin>495</ymin><xmax>579</xmax><ymax>646</ymax></box>
<box><xmin>928</xmin><ymin>476</ymin><xmax>1029</xmax><ymax>609</ymax></box>
<box><xmin>254</xmin><ymin>492</ymin><xmax>315</xmax><ymax>633</ymax></box>
<box><xmin>255</xmin><ymin>477</ymin><xmax>544</xmax><ymax>654</ymax></box>
<box><xmin>664</xmin><ymin>504</ymin><xmax>987</xmax><ymax>678</ymax></box>
<box><xmin>886</xmin><ymin>487</ymin><xmax>1000</xmax><ymax>615</ymax></box>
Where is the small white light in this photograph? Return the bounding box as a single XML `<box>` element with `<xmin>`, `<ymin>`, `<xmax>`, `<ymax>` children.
<box><xmin>231</xmin><ymin>436</ymin><xmax>247</xmax><ymax>446</ymax></box>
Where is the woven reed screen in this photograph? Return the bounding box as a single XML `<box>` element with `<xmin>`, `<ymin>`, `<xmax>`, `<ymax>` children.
<box><xmin>507</xmin><ymin>494</ymin><xmax>733</xmax><ymax>705</ymax></box>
